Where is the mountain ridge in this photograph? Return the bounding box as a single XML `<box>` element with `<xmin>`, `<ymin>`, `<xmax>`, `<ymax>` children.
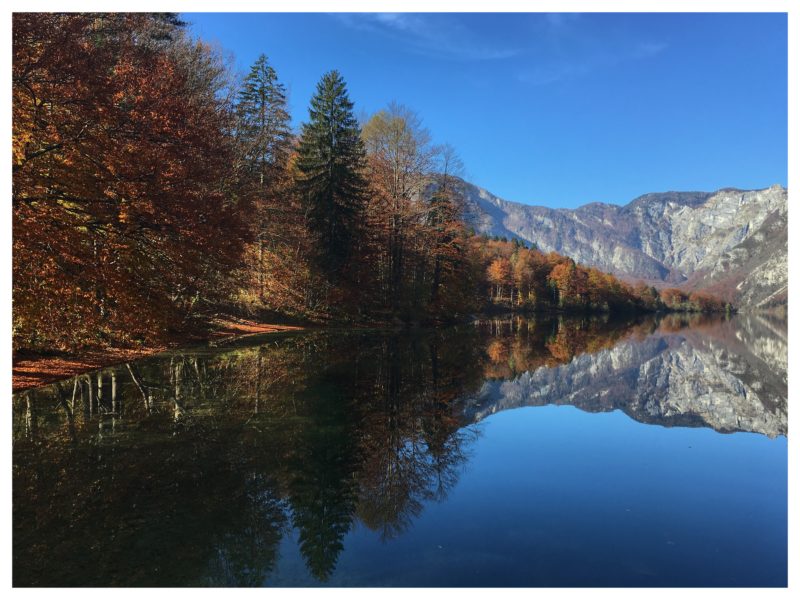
<box><xmin>457</xmin><ymin>179</ymin><xmax>787</xmax><ymax>308</ymax></box>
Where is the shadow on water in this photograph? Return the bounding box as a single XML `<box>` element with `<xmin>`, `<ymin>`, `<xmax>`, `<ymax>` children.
<box><xmin>12</xmin><ymin>313</ymin><xmax>787</xmax><ymax>586</ymax></box>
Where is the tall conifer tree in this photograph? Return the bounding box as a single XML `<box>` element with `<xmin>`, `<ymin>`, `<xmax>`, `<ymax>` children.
<box><xmin>237</xmin><ymin>54</ymin><xmax>291</xmax><ymax>186</ymax></box>
<box><xmin>295</xmin><ymin>70</ymin><xmax>367</xmax><ymax>279</ymax></box>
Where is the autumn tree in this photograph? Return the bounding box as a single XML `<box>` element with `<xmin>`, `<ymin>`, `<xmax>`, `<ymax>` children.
<box><xmin>633</xmin><ymin>281</ymin><xmax>661</xmax><ymax>311</ymax></box>
<box><xmin>426</xmin><ymin>144</ymin><xmax>468</xmax><ymax>309</ymax></box>
<box><xmin>548</xmin><ymin>260</ymin><xmax>578</xmax><ymax>307</ymax></box>
<box><xmin>512</xmin><ymin>250</ymin><xmax>536</xmax><ymax>305</ymax></box>
<box><xmin>688</xmin><ymin>291</ymin><xmax>726</xmax><ymax>313</ymax></box>
<box><xmin>660</xmin><ymin>288</ymin><xmax>687</xmax><ymax>309</ymax></box>
<box><xmin>362</xmin><ymin>103</ymin><xmax>437</xmax><ymax>312</ymax></box>
<box><xmin>487</xmin><ymin>257</ymin><xmax>512</xmax><ymax>301</ymax></box>
<box><xmin>13</xmin><ymin>13</ymin><xmax>247</xmax><ymax>351</ymax></box>
<box><xmin>233</xmin><ymin>54</ymin><xmax>300</xmax><ymax>312</ymax></box>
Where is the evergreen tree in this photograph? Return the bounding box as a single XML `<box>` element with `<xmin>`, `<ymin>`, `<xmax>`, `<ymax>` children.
<box><xmin>287</xmin><ymin>377</ymin><xmax>358</xmax><ymax>582</ymax></box>
<box><xmin>295</xmin><ymin>70</ymin><xmax>367</xmax><ymax>279</ymax></box>
<box><xmin>236</xmin><ymin>54</ymin><xmax>291</xmax><ymax>187</ymax></box>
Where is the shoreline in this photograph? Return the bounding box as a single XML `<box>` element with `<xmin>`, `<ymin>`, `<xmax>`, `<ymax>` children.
<box><xmin>12</xmin><ymin>307</ymin><xmax>734</xmax><ymax>393</ymax></box>
<box><xmin>12</xmin><ymin>317</ymin><xmax>305</xmax><ymax>393</ymax></box>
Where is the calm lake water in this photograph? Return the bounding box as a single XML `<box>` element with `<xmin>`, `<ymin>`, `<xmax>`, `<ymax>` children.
<box><xmin>12</xmin><ymin>313</ymin><xmax>787</xmax><ymax>587</ymax></box>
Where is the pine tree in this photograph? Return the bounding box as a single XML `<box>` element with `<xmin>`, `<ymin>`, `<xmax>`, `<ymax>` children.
<box><xmin>295</xmin><ymin>70</ymin><xmax>367</xmax><ymax>279</ymax></box>
<box><xmin>236</xmin><ymin>54</ymin><xmax>291</xmax><ymax>187</ymax></box>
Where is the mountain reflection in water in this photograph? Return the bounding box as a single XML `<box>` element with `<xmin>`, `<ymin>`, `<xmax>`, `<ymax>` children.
<box><xmin>12</xmin><ymin>313</ymin><xmax>787</xmax><ymax>586</ymax></box>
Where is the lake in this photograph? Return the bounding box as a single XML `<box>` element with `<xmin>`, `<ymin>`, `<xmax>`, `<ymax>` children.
<box><xmin>12</xmin><ymin>313</ymin><xmax>788</xmax><ymax>587</ymax></box>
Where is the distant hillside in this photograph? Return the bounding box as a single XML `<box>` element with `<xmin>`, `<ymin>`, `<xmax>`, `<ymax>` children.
<box><xmin>457</xmin><ymin>180</ymin><xmax>787</xmax><ymax>309</ymax></box>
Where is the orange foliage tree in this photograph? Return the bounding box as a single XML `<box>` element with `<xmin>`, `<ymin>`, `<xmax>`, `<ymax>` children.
<box><xmin>486</xmin><ymin>257</ymin><xmax>512</xmax><ymax>301</ymax></box>
<box><xmin>13</xmin><ymin>14</ymin><xmax>249</xmax><ymax>351</ymax></box>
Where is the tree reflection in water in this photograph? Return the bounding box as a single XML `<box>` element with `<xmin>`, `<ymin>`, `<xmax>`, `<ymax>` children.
<box><xmin>13</xmin><ymin>313</ymin><xmax>784</xmax><ymax>586</ymax></box>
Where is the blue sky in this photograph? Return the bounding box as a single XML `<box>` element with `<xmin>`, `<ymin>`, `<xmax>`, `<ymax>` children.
<box><xmin>185</xmin><ymin>12</ymin><xmax>787</xmax><ymax>208</ymax></box>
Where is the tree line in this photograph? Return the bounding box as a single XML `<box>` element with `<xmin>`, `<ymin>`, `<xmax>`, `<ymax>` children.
<box><xmin>473</xmin><ymin>236</ymin><xmax>731</xmax><ymax>313</ymax></box>
<box><xmin>12</xmin><ymin>14</ymin><xmax>727</xmax><ymax>354</ymax></box>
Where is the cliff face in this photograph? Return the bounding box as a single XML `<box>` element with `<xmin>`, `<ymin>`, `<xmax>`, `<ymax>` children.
<box><xmin>460</xmin><ymin>181</ymin><xmax>787</xmax><ymax>308</ymax></box>
<box><xmin>462</xmin><ymin>314</ymin><xmax>787</xmax><ymax>438</ymax></box>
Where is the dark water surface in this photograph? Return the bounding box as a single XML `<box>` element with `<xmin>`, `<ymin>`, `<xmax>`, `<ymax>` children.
<box><xmin>12</xmin><ymin>314</ymin><xmax>787</xmax><ymax>586</ymax></box>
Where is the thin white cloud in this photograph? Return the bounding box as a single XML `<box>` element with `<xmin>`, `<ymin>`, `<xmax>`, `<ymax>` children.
<box><xmin>332</xmin><ymin>13</ymin><xmax>521</xmax><ymax>61</ymax></box>
<box><xmin>509</xmin><ymin>14</ymin><xmax>670</xmax><ymax>86</ymax></box>
<box><xmin>333</xmin><ymin>13</ymin><xmax>666</xmax><ymax>78</ymax></box>
<box><xmin>516</xmin><ymin>40</ymin><xmax>668</xmax><ymax>86</ymax></box>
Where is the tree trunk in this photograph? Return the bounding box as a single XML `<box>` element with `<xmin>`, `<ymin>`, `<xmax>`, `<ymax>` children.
<box><xmin>255</xmin><ymin>352</ymin><xmax>262</xmax><ymax>414</ymax></box>
<box><xmin>86</xmin><ymin>374</ymin><xmax>94</xmax><ymax>417</ymax></box>
<box><xmin>111</xmin><ymin>370</ymin><xmax>117</xmax><ymax>414</ymax></box>
<box><xmin>71</xmin><ymin>376</ymin><xmax>79</xmax><ymax>412</ymax></box>
<box><xmin>126</xmin><ymin>363</ymin><xmax>151</xmax><ymax>412</ymax></box>
<box><xmin>431</xmin><ymin>254</ymin><xmax>441</xmax><ymax>303</ymax></box>
<box><xmin>258</xmin><ymin>232</ymin><xmax>265</xmax><ymax>300</ymax></box>
<box><xmin>24</xmin><ymin>393</ymin><xmax>36</xmax><ymax>439</ymax></box>
<box><xmin>173</xmin><ymin>361</ymin><xmax>185</xmax><ymax>421</ymax></box>
<box><xmin>96</xmin><ymin>372</ymin><xmax>103</xmax><ymax>411</ymax></box>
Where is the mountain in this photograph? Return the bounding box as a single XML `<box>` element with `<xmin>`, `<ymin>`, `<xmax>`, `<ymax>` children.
<box><xmin>458</xmin><ymin>180</ymin><xmax>788</xmax><ymax>309</ymax></box>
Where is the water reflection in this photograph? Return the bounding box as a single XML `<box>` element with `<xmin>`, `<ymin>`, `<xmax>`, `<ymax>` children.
<box><xmin>470</xmin><ymin>313</ymin><xmax>787</xmax><ymax>438</ymax></box>
<box><xmin>12</xmin><ymin>314</ymin><xmax>787</xmax><ymax>586</ymax></box>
